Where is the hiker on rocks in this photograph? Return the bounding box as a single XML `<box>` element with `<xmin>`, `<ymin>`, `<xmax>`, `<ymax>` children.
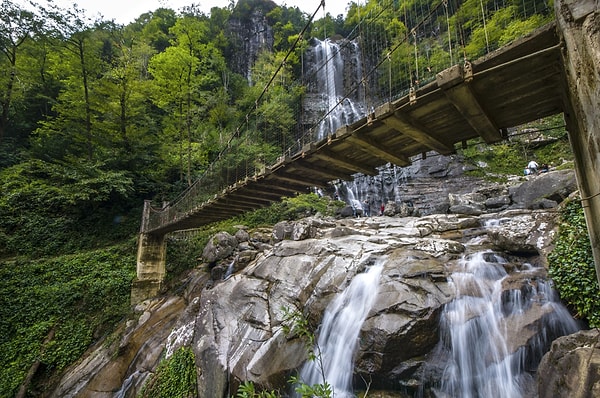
<box><xmin>525</xmin><ymin>160</ymin><xmax>539</xmax><ymax>175</ymax></box>
<box><xmin>363</xmin><ymin>200</ymin><xmax>370</xmax><ymax>217</ymax></box>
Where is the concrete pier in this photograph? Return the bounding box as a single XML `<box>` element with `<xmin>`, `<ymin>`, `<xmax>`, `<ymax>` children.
<box><xmin>556</xmin><ymin>0</ymin><xmax>600</xmax><ymax>285</ymax></box>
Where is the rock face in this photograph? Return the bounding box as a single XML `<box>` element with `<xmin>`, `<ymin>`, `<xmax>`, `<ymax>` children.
<box><xmin>333</xmin><ymin>155</ymin><xmax>578</xmax><ymax>220</ymax></box>
<box><xmin>537</xmin><ymin>329</ymin><xmax>600</xmax><ymax>398</ymax></box>
<box><xmin>227</xmin><ymin>1</ymin><xmax>276</xmax><ymax>80</ymax></box>
<box><xmin>50</xmin><ymin>200</ymin><xmax>587</xmax><ymax>397</ymax></box>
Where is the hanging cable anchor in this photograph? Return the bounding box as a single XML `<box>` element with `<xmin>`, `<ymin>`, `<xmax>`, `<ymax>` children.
<box><xmin>463</xmin><ymin>60</ymin><xmax>473</xmax><ymax>82</ymax></box>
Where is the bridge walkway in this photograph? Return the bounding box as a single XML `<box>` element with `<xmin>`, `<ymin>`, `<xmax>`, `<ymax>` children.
<box><xmin>145</xmin><ymin>22</ymin><xmax>563</xmax><ymax>235</ymax></box>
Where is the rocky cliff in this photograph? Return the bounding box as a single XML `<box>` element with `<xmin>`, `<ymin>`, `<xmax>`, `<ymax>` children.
<box><xmin>48</xmin><ymin>166</ymin><xmax>600</xmax><ymax>398</ymax></box>
<box><xmin>227</xmin><ymin>1</ymin><xmax>276</xmax><ymax>81</ymax></box>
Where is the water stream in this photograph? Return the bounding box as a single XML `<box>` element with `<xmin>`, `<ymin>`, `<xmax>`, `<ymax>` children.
<box><xmin>296</xmin><ymin>261</ymin><xmax>384</xmax><ymax>397</ymax></box>
<box><xmin>437</xmin><ymin>251</ymin><xmax>580</xmax><ymax>397</ymax></box>
<box><xmin>312</xmin><ymin>39</ymin><xmax>365</xmax><ymax>141</ymax></box>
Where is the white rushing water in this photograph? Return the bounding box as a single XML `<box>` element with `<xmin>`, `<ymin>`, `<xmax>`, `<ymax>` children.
<box><xmin>313</xmin><ymin>39</ymin><xmax>364</xmax><ymax>141</ymax></box>
<box><xmin>438</xmin><ymin>251</ymin><xmax>580</xmax><ymax>398</ymax></box>
<box><xmin>296</xmin><ymin>261</ymin><xmax>384</xmax><ymax>397</ymax></box>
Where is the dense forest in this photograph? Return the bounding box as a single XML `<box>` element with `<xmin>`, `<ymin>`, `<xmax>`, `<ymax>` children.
<box><xmin>2</xmin><ymin>0</ymin><xmax>583</xmax><ymax>396</ymax></box>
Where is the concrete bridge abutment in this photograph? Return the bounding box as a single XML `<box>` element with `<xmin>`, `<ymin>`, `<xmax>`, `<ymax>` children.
<box><xmin>131</xmin><ymin>201</ymin><xmax>166</xmax><ymax>304</ymax></box>
<box><xmin>556</xmin><ymin>0</ymin><xmax>600</xmax><ymax>285</ymax></box>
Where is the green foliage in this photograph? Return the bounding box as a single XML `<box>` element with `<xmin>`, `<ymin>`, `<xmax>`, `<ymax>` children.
<box><xmin>0</xmin><ymin>244</ymin><xmax>136</xmax><ymax>397</ymax></box>
<box><xmin>458</xmin><ymin>117</ymin><xmax>572</xmax><ymax>178</ymax></box>
<box><xmin>0</xmin><ymin>158</ymin><xmax>138</xmax><ymax>256</ymax></box>
<box><xmin>289</xmin><ymin>376</ymin><xmax>333</xmax><ymax>398</ymax></box>
<box><xmin>281</xmin><ymin>307</ymin><xmax>316</xmax><ymax>358</ymax></box>
<box><xmin>235</xmin><ymin>381</ymin><xmax>279</xmax><ymax>398</ymax></box>
<box><xmin>0</xmin><ymin>159</ymin><xmax>134</xmax><ymax>210</ymax></box>
<box><xmin>548</xmin><ymin>200</ymin><xmax>600</xmax><ymax>328</ymax></box>
<box><xmin>242</xmin><ymin>194</ymin><xmax>343</xmax><ymax>227</ymax></box>
<box><xmin>463</xmin><ymin>141</ymin><xmax>525</xmax><ymax>176</ymax></box>
<box><xmin>139</xmin><ymin>347</ymin><xmax>198</xmax><ymax>398</ymax></box>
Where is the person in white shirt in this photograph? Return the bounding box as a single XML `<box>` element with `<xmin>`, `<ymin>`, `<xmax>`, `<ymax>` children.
<box><xmin>527</xmin><ymin>160</ymin><xmax>539</xmax><ymax>174</ymax></box>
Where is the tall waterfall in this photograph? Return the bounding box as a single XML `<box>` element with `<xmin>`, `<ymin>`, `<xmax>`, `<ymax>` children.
<box><xmin>296</xmin><ymin>261</ymin><xmax>384</xmax><ymax>397</ymax></box>
<box><xmin>437</xmin><ymin>251</ymin><xmax>580</xmax><ymax>397</ymax></box>
<box><xmin>308</xmin><ymin>38</ymin><xmax>411</xmax><ymax>212</ymax></box>
<box><xmin>311</xmin><ymin>39</ymin><xmax>365</xmax><ymax>141</ymax></box>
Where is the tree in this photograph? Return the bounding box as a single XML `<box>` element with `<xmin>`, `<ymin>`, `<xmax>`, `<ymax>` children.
<box><xmin>0</xmin><ymin>0</ymin><xmax>43</xmax><ymax>143</ymax></box>
<box><xmin>30</xmin><ymin>5</ymin><xmax>108</xmax><ymax>161</ymax></box>
<box><xmin>92</xmin><ymin>22</ymin><xmax>160</xmax><ymax>170</ymax></box>
<box><xmin>127</xmin><ymin>8</ymin><xmax>177</xmax><ymax>53</ymax></box>
<box><xmin>148</xmin><ymin>15</ymin><xmax>226</xmax><ymax>186</ymax></box>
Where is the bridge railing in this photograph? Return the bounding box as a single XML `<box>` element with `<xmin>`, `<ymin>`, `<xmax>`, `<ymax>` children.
<box><xmin>145</xmin><ymin>0</ymin><xmax>555</xmax><ymax>232</ymax></box>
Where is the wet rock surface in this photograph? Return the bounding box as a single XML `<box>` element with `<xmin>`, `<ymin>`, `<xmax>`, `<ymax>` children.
<box><xmin>51</xmin><ymin>206</ymin><xmax>585</xmax><ymax>397</ymax></box>
<box><xmin>48</xmin><ymin>158</ymin><xmax>588</xmax><ymax>397</ymax></box>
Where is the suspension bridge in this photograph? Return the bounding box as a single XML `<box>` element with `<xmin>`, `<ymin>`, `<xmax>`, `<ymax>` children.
<box><xmin>131</xmin><ymin>0</ymin><xmax>600</xmax><ymax>303</ymax></box>
<box><xmin>141</xmin><ymin>0</ymin><xmax>563</xmax><ymax>236</ymax></box>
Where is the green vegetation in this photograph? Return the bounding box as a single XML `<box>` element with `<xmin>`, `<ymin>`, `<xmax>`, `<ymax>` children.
<box><xmin>548</xmin><ymin>200</ymin><xmax>600</xmax><ymax>328</ymax></box>
<box><xmin>0</xmin><ymin>245</ymin><xmax>136</xmax><ymax>397</ymax></box>
<box><xmin>138</xmin><ymin>347</ymin><xmax>197</xmax><ymax>398</ymax></box>
<box><xmin>235</xmin><ymin>382</ymin><xmax>280</xmax><ymax>398</ymax></box>
<box><xmin>458</xmin><ymin>115</ymin><xmax>573</xmax><ymax>178</ymax></box>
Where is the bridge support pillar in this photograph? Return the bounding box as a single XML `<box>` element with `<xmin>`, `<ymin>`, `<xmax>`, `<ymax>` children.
<box><xmin>131</xmin><ymin>200</ymin><xmax>167</xmax><ymax>304</ymax></box>
<box><xmin>556</xmin><ymin>0</ymin><xmax>600</xmax><ymax>284</ymax></box>
<box><xmin>131</xmin><ymin>233</ymin><xmax>166</xmax><ymax>304</ymax></box>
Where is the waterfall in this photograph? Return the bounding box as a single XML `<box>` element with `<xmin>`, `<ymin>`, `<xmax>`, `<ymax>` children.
<box><xmin>223</xmin><ymin>257</ymin><xmax>236</xmax><ymax>280</ymax></box>
<box><xmin>296</xmin><ymin>261</ymin><xmax>384</xmax><ymax>397</ymax></box>
<box><xmin>312</xmin><ymin>39</ymin><xmax>365</xmax><ymax>141</ymax></box>
<box><xmin>343</xmin><ymin>181</ymin><xmax>363</xmax><ymax>216</ymax></box>
<box><xmin>438</xmin><ymin>251</ymin><xmax>580</xmax><ymax>398</ymax></box>
<box><xmin>113</xmin><ymin>371</ymin><xmax>142</xmax><ymax>398</ymax></box>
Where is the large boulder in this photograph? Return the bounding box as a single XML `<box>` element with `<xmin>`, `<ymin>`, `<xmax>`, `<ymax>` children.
<box><xmin>483</xmin><ymin>209</ymin><xmax>559</xmax><ymax>255</ymax></box>
<box><xmin>537</xmin><ymin>329</ymin><xmax>600</xmax><ymax>398</ymax></box>
<box><xmin>202</xmin><ymin>232</ymin><xmax>238</xmax><ymax>263</ymax></box>
<box><xmin>510</xmin><ymin>169</ymin><xmax>577</xmax><ymax>209</ymax></box>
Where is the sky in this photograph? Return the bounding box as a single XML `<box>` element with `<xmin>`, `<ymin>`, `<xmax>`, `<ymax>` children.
<box><xmin>18</xmin><ymin>1</ymin><xmax>352</xmax><ymax>25</ymax></box>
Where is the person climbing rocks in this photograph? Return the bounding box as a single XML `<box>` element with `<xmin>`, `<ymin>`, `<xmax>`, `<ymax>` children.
<box><xmin>525</xmin><ymin>160</ymin><xmax>539</xmax><ymax>175</ymax></box>
<box><xmin>380</xmin><ymin>202</ymin><xmax>385</xmax><ymax>216</ymax></box>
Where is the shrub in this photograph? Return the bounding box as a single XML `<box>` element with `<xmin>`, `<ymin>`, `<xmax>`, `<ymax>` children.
<box><xmin>548</xmin><ymin>199</ymin><xmax>600</xmax><ymax>327</ymax></box>
<box><xmin>138</xmin><ymin>347</ymin><xmax>197</xmax><ymax>398</ymax></box>
<box><xmin>0</xmin><ymin>245</ymin><xmax>135</xmax><ymax>396</ymax></box>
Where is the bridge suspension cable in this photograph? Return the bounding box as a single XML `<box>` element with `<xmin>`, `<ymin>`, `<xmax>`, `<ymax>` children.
<box><xmin>144</xmin><ymin>0</ymin><xmax>558</xmax><ymax>233</ymax></box>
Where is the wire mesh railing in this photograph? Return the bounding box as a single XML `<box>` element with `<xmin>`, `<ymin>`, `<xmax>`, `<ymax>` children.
<box><xmin>144</xmin><ymin>0</ymin><xmax>555</xmax><ymax>232</ymax></box>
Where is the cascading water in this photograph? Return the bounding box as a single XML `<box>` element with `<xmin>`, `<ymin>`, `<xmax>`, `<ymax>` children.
<box><xmin>309</xmin><ymin>38</ymin><xmax>412</xmax><ymax>213</ymax></box>
<box><xmin>437</xmin><ymin>251</ymin><xmax>580</xmax><ymax>397</ymax></box>
<box><xmin>312</xmin><ymin>39</ymin><xmax>365</xmax><ymax>141</ymax></box>
<box><xmin>296</xmin><ymin>261</ymin><xmax>384</xmax><ymax>397</ymax></box>
<box><xmin>113</xmin><ymin>371</ymin><xmax>142</xmax><ymax>398</ymax></box>
<box><xmin>223</xmin><ymin>257</ymin><xmax>236</xmax><ymax>280</ymax></box>
<box><xmin>344</xmin><ymin>181</ymin><xmax>364</xmax><ymax>216</ymax></box>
